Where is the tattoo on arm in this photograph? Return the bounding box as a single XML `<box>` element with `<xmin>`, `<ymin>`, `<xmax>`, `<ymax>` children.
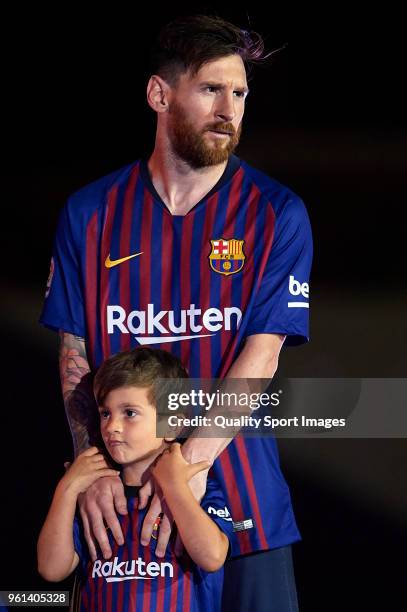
<box><xmin>59</xmin><ymin>332</ymin><xmax>100</xmax><ymax>457</ymax></box>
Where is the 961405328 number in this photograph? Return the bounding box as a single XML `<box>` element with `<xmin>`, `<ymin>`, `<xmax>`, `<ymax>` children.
<box><xmin>0</xmin><ymin>591</ymin><xmax>69</xmax><ymax>607</ymax></box>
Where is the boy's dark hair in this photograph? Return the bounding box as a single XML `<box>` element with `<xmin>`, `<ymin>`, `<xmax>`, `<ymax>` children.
<box><xmin>150</xmin><ymin>14</ymin><xmax>270</xmax><ymax>85</ymax></box>
<box><xmin>94</xmin><ymin>347</ymin><xmax>188</xmax><ymax>407</ymax></box>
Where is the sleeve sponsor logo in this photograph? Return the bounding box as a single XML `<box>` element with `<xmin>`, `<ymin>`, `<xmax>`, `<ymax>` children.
<box><xmin>207</xmin><ymin>505</ymin><xmax>233</xmax><ymax>522</ymax></box>
<box><xmin>288</xmin><ymin>275</ymin><xmax>309</xmax><ymax>308</ymax></box>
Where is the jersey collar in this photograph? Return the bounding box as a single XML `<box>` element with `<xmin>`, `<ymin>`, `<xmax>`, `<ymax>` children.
<box><xmin>139</xmin><ymin>154</ymin><xmax>241</xmax><ymax>216</ymax></box>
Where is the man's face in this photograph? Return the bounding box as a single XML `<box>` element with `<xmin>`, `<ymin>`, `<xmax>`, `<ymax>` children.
<box><xmin>99</xmin><ymin>386</ymin><xmax>164</xmax><ymax>466</ymax></box>
<box><xmin>166</xmin><ymin>54</ymin><xmax>248</xmax><ymax>168</ymax></box>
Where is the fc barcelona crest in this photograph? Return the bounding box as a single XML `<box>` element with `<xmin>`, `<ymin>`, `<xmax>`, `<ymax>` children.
<box><xmin>209</xmin><ymin>238</ymin><xmax>246</xmax><ymax>276</ymax></box>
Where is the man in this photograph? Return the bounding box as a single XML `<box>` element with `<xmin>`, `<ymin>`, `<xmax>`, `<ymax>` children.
<box><xmin>41</xmin><ymin>14</ymin><xmax>312</xmax><ymax>611</ymax></box>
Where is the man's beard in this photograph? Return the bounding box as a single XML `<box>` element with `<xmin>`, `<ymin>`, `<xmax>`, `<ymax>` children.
<box><xmin>167</xmin><ymin>99</ymin><xmax>242</xmax><ymax>169</ymax></box>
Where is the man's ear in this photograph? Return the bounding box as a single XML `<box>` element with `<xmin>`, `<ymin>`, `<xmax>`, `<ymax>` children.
<box><xmin>146</xmin><ymin>75</ymin><xmax>171</xmax><ymax>113</ymax></box>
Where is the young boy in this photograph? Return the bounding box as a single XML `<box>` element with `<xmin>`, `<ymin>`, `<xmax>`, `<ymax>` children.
<box><xmin>37</xmin><ymin>347</ymin><xmax>233</xmax><ymax>611</ymax></box>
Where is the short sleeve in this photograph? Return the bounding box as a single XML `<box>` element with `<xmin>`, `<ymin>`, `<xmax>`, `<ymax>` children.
<box><xmin>39</xmin><ymin>202</ymin><xmax>86</xmax><ymax>337</ymax></box>
<box><xmin>201</xmin><ymin>477</ymin><xmax>235</xmax><ymax>547</ymax></box>
<box><xmin>246</xmin><ymin>196</ymin><xmax>313</xmax><ymax>346</ymax></box>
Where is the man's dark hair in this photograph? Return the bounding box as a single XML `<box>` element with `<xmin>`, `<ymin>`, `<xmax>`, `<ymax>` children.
<box><xmin>94</xmin><ymin>346</ymin><xmax>188</xmax><ymax>407</ymax></box>
<box><xmin>150</xmin><ymin>14</ymin><xmax>270</xmax><ymax>85</ymax></box>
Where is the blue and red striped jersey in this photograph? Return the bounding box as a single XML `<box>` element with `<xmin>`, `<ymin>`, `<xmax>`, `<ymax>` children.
<box><xmin>41</xmin><ymin>155</ymin><xmax>312</xmax><ymax>554</ymax></box>
<box><xmin>73</xmin><ymin>479</ymin><xmax>234</xmax><ymax>612</ymax></box>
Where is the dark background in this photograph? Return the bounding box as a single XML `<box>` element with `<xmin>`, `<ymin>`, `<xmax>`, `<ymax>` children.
<box><xmin>1</xmin><ymin>5</ymin><xmax>406</xmax><ymax>611</ymax></box>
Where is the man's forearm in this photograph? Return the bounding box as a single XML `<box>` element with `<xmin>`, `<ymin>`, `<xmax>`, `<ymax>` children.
<box><xmin>181</xmin><ymin>333</ymin><xmax>285</xmax><ymax>464</ymax></box>
<box><xmin>59</xmin><ymin>332</ymin><xmax>97</xmax><ymax>456</ymax></box>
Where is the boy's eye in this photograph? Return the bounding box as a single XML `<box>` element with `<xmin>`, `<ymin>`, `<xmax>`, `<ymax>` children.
<box><xmin>126</xmin><ymin>409</ymin><xmax>138</xmax><ymax>418</ymax></box>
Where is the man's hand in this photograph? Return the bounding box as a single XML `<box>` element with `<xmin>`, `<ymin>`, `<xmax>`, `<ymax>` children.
<box><xmin>138</xmin><ymin>485</ymin><xmax>173</xmax><ymax>558</ymax></box>
<box><xmin>78</xmin><ymin>475</ymin><xmax>128</xmax><ymax>561</ymax></box>
<box><xmin>139</xmin><ymin>444</ymin><xmax>210</xmax><ymax>557</ymax></box>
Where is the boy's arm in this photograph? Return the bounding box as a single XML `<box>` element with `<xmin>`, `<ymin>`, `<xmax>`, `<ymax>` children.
<box><xmin>37</xmin><ymin>447</ymin><xmax>119</xmax><ymax>582</ymax></box>
<box><xmin>163</xmin><ymin>482</ymin><xmax>229</xmax><ymax>572</ymax></box>
<box><xmin>37</xmin><ymin>479</ymin><xmax>81</xmax><ymax>582</ymax></box>
<box><xmin>151</xmin><ymin>444</ymin><xmax>228</xmax><ymax>572</ymax></box>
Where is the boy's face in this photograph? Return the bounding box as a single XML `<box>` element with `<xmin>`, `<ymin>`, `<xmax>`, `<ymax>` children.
<box><xmin>99</xmin><ymin>386</ymin><xmax>165</xmax><ymax>465</ymax></box>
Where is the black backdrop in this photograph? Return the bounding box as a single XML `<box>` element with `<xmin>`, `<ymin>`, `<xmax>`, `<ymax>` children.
<box><xmin>1</xmin><ymin>5</ymin><xmax>406</xmax><ymax>611</ymax></box>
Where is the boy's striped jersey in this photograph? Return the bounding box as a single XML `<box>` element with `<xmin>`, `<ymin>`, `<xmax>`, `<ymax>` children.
<box><xmin>73</xmin><ymin>479</ymin><xmax>234</xmax><ymax>612</ymax></box>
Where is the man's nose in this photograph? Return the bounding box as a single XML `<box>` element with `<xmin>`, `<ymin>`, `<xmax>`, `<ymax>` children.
<box><xmin>215</xmin><ymin>92</ymin><xmax>236</xmax><ymax>123</ymax></box>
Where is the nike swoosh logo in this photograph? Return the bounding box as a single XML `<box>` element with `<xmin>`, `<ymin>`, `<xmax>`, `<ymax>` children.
<box><xmin>105</xmin><ymin>252</ymin><xmax>143</xmax><ymax>268</ymax></box>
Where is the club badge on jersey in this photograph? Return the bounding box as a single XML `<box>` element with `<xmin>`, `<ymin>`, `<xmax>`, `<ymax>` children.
<box><xmin>209</xmin><ymin>238</ymin><xmax>246</xmax><ymax>276</ymax></box>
